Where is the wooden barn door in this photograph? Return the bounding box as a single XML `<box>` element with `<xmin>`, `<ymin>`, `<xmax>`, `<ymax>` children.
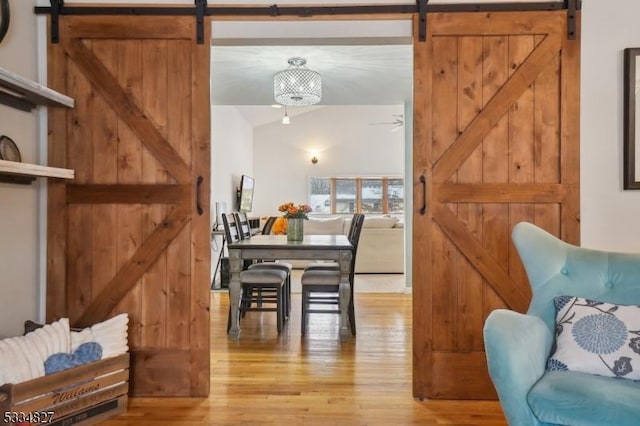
<box><xmin>46</xmin><ymin>16</ymin><xmax>211</xmax><ymax>396</ymax></box>
<box><xmin>413</xmin><ymin>11</ymin><xmax>580</xmax><ymax>399</ymax></box>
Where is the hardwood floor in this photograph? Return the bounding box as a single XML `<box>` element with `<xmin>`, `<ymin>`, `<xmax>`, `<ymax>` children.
<box><xmin>102</xmin><ymin>291</ymin><xmax>507</xmax><ymax>425</ymax></box>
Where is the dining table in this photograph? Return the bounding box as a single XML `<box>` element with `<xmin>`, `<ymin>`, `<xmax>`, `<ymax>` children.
<box><xmin>226</xmin><ymin>234</ymin><xmax>353</xmax><ymax>339</ymax></box>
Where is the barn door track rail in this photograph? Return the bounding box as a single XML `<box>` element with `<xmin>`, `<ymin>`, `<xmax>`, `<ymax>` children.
<box><xmin>35</xmin><ymin>0</ymin><xmax>581</xmax><ymax>45</ymax></box>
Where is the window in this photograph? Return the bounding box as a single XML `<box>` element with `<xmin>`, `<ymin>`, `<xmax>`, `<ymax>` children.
<box><xmin>309</xmin><ymin>177</ymin><xmax>404</xmax><ymax>214</ymax></box>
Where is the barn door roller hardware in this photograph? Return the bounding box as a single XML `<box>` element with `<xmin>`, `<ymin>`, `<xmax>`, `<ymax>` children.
<box><xmin>417</xmin><ymin>0</ymin><xmax>428</xmax><ymax>42</ymax></box>
<box><xmin>36</xmin><ymin>1</ymin><xmax>581</xmax><ymax>44</ymax></box>
<box><xmin>195</xmin><ymin>0</ymin><xmax>207</xmax><ymax>44</ymax></box>
<box><xmin>50</xmin><ymin>0</ymin><xmax>63</xmax><ymax>43</ymax></box>
<box><xmin>566</xmin><ymin>0</ymin><xmax>580</xmax><ymax>40</ymax></box>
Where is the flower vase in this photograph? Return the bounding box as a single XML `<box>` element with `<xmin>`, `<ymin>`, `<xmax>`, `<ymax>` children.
<box><xmin>287</xmin><ymin>218</ymin><xmax>304</xmax><ymax>241</ymax></box>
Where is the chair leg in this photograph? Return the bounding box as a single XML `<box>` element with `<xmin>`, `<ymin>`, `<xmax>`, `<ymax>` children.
<box><xmin>285</xmin><ymin>274</ymin><xmax>291</xmax><ymax>319</ymax></box>
<box><xmin>276</xmin><ymin>286</ymin><xmax>283</xmax><ymax>334</ymax></box>
<box><xmin>301</xmin><ymin>287</ymin><xmax>308</xmax><ymax>335</ymax></box>
<box><xmin>348</xmin><ymin>299</ymin><xmax>356</xmax><ymax>336</ymax></box>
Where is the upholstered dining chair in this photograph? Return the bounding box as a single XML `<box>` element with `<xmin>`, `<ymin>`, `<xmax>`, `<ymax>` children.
<box><xmin>234</xmin><ymin>212</ymin><xmax>293</xmax><ymax>319</ymax></box>
<box><xmin>221</xmin><ymin>213</ymin><xmax>287</xmax><ymax>333</ymax></box>
<box><xmin>299</xmin><ymin>213</ymin><xmax>364</xmax><ymax>336</ymax></box>
<box><xmin>484</xmin><ymin>222</ymin><xmax>640</xmax><ymax>426</ymax></box>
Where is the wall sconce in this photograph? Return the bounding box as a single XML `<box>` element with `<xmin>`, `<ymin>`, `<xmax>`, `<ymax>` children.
<box><xmin>311</xmin><ymin>156</ymin><xmax>318</xmax><ymax>164</ymax></box>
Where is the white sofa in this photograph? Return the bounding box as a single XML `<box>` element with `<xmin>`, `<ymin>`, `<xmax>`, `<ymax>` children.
<box><xmin>286</xmin><ymin>216</ymin><xmax>405</xmax><ymax>273</ymax></box>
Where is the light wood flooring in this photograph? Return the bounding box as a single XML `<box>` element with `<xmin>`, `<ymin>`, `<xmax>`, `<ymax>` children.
<box><xmin>102</xmin><ymin>289</ymin><xmax>507</xmax><ymax>425</ymax></box>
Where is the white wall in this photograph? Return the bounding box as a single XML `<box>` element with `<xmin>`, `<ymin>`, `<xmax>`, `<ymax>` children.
<box><xmin>0</xmin><ymin>0</ymin><xmax>634</xmax><ymax>337</ymax></box>
<box><xmin>211</xmin><ymin>106</ymin><xmax>254</xmax><ymax>220</ymax></box>
<box><xmin>0</xmin><ymin>1</ymin><xmax>41</xmax><ymax>337</ymax></box>
<box><xmin>580</xmin><ymin>1</ymin><xmax>640</xmax><ymax>252</ymax></box>
<box><xmin>252</xmin><ymin>105</ymin><xmax>405</xmax><ymax>217</ymax></box>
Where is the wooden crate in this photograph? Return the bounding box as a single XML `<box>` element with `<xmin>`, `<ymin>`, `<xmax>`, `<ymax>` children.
<box><xmin>0</xmin><ymin>353</ymin><xmax>129</xmax><ymax>425</ymax></box>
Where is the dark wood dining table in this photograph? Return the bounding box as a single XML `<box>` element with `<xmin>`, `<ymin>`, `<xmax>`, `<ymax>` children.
<box><xmin>226</xmin><ymin>234</ymin><xmax>353</xmax><ymax>339</ymax></box>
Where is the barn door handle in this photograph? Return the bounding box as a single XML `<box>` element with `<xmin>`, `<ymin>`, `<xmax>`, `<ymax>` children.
<box><xmin>419</xmin><ymin>175</ymin><xmax>426</xmax><ymax>216</ymax></box>
<box><xmin>196</xmin><ymin>176</ymin><xmax>204</xmax><ymax>216</ymax></box>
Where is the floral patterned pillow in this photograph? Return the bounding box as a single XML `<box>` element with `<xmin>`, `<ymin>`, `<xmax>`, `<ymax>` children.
<box><xmin>547</xmin><ymin>296</ymin><xmax>640</xmax><ymax>380</ymax></box>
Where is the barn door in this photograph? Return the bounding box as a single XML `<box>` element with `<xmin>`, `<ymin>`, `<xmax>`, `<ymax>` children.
<box><xmin>413</xmin><ymin>11</ymin><xmax>580</xmax><ymax>399</ymax></box>
<box><xmin>46</xmin><ymin>16</ymin><xmax>210</xmax><ymax>396</ymax></box>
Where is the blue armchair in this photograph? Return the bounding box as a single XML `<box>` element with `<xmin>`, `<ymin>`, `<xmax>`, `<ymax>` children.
<box><xmin>483</xmin><ymin>222</ymin><xmax>640</xmax><ymax>426</ymax></box>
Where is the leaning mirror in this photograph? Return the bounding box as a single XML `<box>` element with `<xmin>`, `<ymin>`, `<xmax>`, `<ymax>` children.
<box><xmin>624</xmin><ymin>48</ymin><xmax>640</xmax><ymax>189</ymax></box>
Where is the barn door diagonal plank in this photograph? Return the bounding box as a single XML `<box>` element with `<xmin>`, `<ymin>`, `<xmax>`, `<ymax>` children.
<box><xmin>433</xmin><ymin>204</ymin><xmax>530</xmax><ymax>312</ymax></box>
<box><xmin>75</xmin><ymin>204</ymin><xmax>191</xmax><ymax>328</ymax></box>
<box><xmin>62</xmin><ymin>39</ymin><xmax>191</xmax><ymax>184</ymax></box>
<box><xmin>433</xmin><ymin>34</ymin><xmax>560</xmax><ymax>183</ymax></box>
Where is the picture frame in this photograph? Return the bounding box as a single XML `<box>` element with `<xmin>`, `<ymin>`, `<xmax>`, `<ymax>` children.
<box><xmin>624</xmin><ymin>48</ymin><xmax>640</xmax><ymax>189</ymax></box>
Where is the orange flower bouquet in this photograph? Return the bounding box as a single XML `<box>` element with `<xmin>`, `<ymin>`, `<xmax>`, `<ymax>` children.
<box><xmin>277</xmin><ymin>202</ymin><xmax>312</xmax><ymax>219</ymax></box>
<box><xmin>276</xmin><ymin>202</ymin><xmax>312</xmax><ymax>241</ymax></box>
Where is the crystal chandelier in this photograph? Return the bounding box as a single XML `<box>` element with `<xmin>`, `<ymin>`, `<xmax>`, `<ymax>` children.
<box><xmin>274</xmin><ymin>57</ymin><xmax>322</xmax><ymax>106</ymax></box>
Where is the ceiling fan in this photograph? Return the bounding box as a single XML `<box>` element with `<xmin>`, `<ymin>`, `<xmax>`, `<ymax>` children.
<box><xmin>368</xmin><ymin>114</ymin><xmax>404</xmax><ymax>132</ymax></box>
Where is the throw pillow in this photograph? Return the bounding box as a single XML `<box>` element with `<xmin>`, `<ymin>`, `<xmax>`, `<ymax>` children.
<box><xmin>45</xmin><ymin>342</ymin><xmax>103</xmax><ymax>375</ymax></box>
<box><xmin>363</xmin><ymin>217</ymin><xmax>398</xmax><ymax>229</ymax></box>
<box><xmin>304</xmin><ymin>217</ymin><xmax>344</xmax><ymax>234</ymax></box>
<box><xmin>547</xmin><ymin>296</ymin><xmax>640</xmax><ymax>380</ymax></box>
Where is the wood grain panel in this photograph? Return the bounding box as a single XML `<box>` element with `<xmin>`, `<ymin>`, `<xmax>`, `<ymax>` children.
<box><xmin>412</xmin><ymin>13</ymin><xmax>433</xmax><ymax>399</ymax></box>
<box><xmin>189</xmin><ymin>18</ymin><xmax>212</xmax><ymax>396</ymax></box>
<box><xmin>533</xmin><ymin>34</ymin><xmax>561</xmax><ymax>235</ymax></box>
<box><xmin>46</xmin><ymin>37</ymin><xmax>68</xmax><ymax>321</ymax></box>
<box><xmin>432</xmin><ymin>36</ymin><xmax>458</xmax><ymax>163</ymax></box>
<box><xmin>129</xmin><ymin>350</ymin><xmax>191</xmax><ymax>396</ymax></box>
<box><xmin>141</xmin><ymin>40</ymin><xmax>169</xmax><ymax>349</ymax></box>
<box><xmin>76</xmin><ymin>205</ymin><xmax>191</xmax><ymax>328</ymax></box>
<box><xmin>559</xmin><ymin>13</ymin><xmax>581</xmax><ymax>244</ymax></box>
<box><xmin>431</xmin><ymin>352</ymin><xmax>497</xmax><ymax>399</ymax></box>
<box><xmin>166</xmin><ymin>40</ymin><xmax>193</xmax><ymax>352</ymax></box>
<box><xmin>61</xmin><ymin>16</ymin><xmax>194</xmax><ymax>40</ymax></box>
<box><xmin>433</xmin><ymin>34</ymin><xmax>560</xmax><ymax>183</ymax></box>
<box><xmin>66</xmin><ymin>54</ymin><xmax>94</xmax><ymax>324</ymax></box>
<box><xmin>434</xmin><ymin>204</ymin><xmax>529</xmax><ymax>313</ymax></box>
<box><xmin>431</xmin><ymin>11</ymin><xmax>562</xmax><ymax>36</ymax></box>
<box><xmin>63</xmin><ymin>39</ymin><xmax>190</xmax><ymax>184</ymax></box>
<box><xmin>456</xmin><ymin>36</ymin><xmax>484</xmax><ymax>352</ymax></box>
<box><xmin>507</xmin><ymin>35</ymin><xmax>535</xmax><ymax>297</ymax></box>
<box><xmin>66</xmin><ymin>184</ymin><xmax>189</xmax><ymax>204</ymax></box>
<box><xmin>91</xmin><ymin>41</ymin><xmax>118</xmax><ymax>300</ymax></box>
<box><xmin>481</xmin><ymin>35</ymin><xmax>510</xmax><ymax>318</ymax></box>
<box><xmin>413</xmin><ymin>10</ymin><xmax>579</xmax><ymax>400</ymax></box>
<box><xmin>48</xmin><ymin>15</ymin><xmax>210</xmax><ymax>397</ymax></box>
<box><xmin>431</xmin><ymin>222</ymin><xmax>457</xmax><ymax>351</ymax></box>
<box><xmin>435</xmin><ymin>183</ymin><xmax>564</xmax><ymax>203</ymax></box>
<box><xmin>114</xmin><ymin>40</ymin><xmax>144</xmax><ymax>347</ymax></box>
<box><xmin>431</xmin><ymin>34</ymin><xmax>459</xmax><ymax>353</ymax></box>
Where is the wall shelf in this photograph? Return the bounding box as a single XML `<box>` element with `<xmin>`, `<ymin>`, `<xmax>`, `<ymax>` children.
<box><xmin>0</xmin><ymin>66</ymin><xmax>74</xmax><ymax>112</ymax></box>
<box><xmin>0</xmin><ymin>66</ymin><xmax>75</xmax><ymax>184</ymax></box>
<box><xmin>0</xmin><ymin>160</ymin><xmax>74</xmax><ymax>185</ymax></box>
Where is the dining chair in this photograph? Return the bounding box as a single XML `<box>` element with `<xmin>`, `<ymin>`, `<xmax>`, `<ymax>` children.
<box><xmin>300</xmin><ymin>213</ymin><xmax>364</xmax><ymax>336</ymax></box>
<box><xmin>303</xmin><ymin>213</ymin><xmax>364</xmax><ymax>272</ymax></box>
<box><xmin>221</xmin><ymin>213</ymin><xmax>287</xmax><ymax>333</ymax></box>
<box><xmin>261</xmin><ymin>216</ymin><xmax>277</xmax><ymax>235</ymax></box>
<box><xmin>234</xmin><ymin>212</ymin><xmax>293</xmax><ymax>319</ymax></box>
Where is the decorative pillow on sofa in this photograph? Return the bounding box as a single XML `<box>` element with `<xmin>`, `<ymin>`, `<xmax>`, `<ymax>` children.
<box><xmin>363</xmin><ymin>217</ymin><xmax>398</xmax><ymax>229</ymax></box>
<box><xmin>547</xmin><ymin>296</ymin><xmax>640</xmax><ymax>380</ymax></box>
<box><xmin>305</xmin><ymin>217</ymin><xmax>345</xmax><ymax>235</ymax></box>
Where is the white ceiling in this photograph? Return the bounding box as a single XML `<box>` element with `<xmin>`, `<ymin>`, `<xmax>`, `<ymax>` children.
<box><xmin>211</xmin><ymin>44</ymin><xmax>413</xmax><ymax>106</ymax></box>
<box><xmin>210</xmin><ymin>20</ymin><xmax>413</xmax><ymax>126</ymax></box>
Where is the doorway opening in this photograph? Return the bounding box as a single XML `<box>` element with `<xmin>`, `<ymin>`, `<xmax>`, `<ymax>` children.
<box><xmin>209</xmin><ymin>19</ymin><xmax>415</xmax><ymax>297</ymax></box>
